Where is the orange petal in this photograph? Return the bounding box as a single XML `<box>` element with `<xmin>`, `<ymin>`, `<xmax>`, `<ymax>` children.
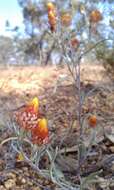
<box><xmin>31</xmin><ymin>118</ymin><xmax>49</xmax><ymax>144</ymax></box>
<box><xmin>90</xmin><ymin>10</ymin><xmax>102</xmax><ymax>23</ymax></box>
<box><xmin>16</xmin><ymin>152</ymin><xmax>24</xmax><ymax>162</ymax></box>
<box><xmin>47</xmin><ymin>2</ymin><xmax>55</xmax><ymax>12</ymax></box>
<box><xmin>88</xmin><ymin>115</ymin><xmax>97</xmax><ymax>128</ymax></box>
<box><xmin>27</xmin><ymin>97</ymin><xmax>39</xmax><ymax>113</ymax></box>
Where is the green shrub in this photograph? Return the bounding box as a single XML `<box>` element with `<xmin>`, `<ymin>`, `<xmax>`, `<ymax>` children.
<box><xmin>96</xmin><ymin>42</ymin><xmax>114</xmax><ymax>78</ymax></box>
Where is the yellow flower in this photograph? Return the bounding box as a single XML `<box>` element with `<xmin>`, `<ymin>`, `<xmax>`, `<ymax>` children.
<box><xmin>31</xmin><ymin>118</ymin><xmax>49</xmax><ymax>145</ymax></box>
<box><xmin>16</xmin><ymin>152</ymin><xmax>24</xmax><ymax>162</ymax></box>
<box><xmin>47</xmin><ymin>2</ymin><xmax>55</xmax><ymax>12</ymax></box>
<box><xmin>28</xmin><ymin>97</ymin><xmax>39</xmax><ymax>113</ymax></box>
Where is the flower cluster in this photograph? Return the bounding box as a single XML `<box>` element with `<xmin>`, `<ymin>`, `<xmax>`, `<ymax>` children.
<box><xmin>47</xmin><ymin>2</ymin><xmax>57</xmax><ymax>32</ymax></box>
<box><xmin>14</xmin><ymin>97</ymin><xmax>49</xmax><ymax>145</ymax></box>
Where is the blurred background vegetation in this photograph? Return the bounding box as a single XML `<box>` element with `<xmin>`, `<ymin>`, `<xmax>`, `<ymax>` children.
<box><xmin>0</xmin><ymin>0</ymin><xmax>114</xmax><ymax>76</ymax></box>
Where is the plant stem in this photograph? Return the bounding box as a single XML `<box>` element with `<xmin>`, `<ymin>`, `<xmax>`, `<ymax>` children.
<box><xmin>77</xmin><ymin>59</ymin><xmax>82</xmax><ymax>138</ymax></box>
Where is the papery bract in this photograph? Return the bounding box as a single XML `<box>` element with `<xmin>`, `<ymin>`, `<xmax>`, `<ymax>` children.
<box><xmin>31</xmin><ymin>118</ymin><xmax>49</xmax><ymax>145</ymax></box>
<box><xmin>88</xmin><ymin>115</ymin><xmax>97</xmax><ymax>128</ymax></box>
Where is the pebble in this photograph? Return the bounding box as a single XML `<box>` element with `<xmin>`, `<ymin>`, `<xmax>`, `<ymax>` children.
<box><xmin>97</xmin><ymin>177</ymin><xmax>110</xmax><ymax>189</ymax></box>
<box><xmin>4</xmin><ymin>179</ymin><xmax>16</xmax><ymax>189</ymax></box>
<box><xmin>22</xmin><ymin>167</ymin><xmax>28</xmax><ymax>172</ymax></box>
<box><xmin>16</xmin><ymin>176</ymin><xmax>26</xmax><ymax>185</ymax></box>
<box><xmin>21</xmin><ymin>178</ymin><xmax>26</xmax><ymax>184</ymax></box>
<box><xmin>27</xmin><ymin>181</ymin><xmax>33</xmax><ymax>186</ymax></box>
<box><xmin>43</xmin><ymin>180</ymin><xmax>50</xmax><ymax>185</ymax></box>
<box><xmin>31</xmin><ymin>187</ymin><xmax>42</xmax><ymax>190</ymax></box>
<box><xmin>109</xmin><ymin>146</ymin><xmax>114</xmax><ymax>153</ymax></box>
<box><xmin>0</xmin><ymin>185</ymin><xmax>6</xmax><ymax>190</ymax></box>
<box><xmin>111</xmin><ymin>163</ymin><xmax>114</xmax><ymax>171</ymax></box>
<box><xmin>6</xmin><ymin>172</ymin><xmax>16</xmax><ymax>179</ymax></box>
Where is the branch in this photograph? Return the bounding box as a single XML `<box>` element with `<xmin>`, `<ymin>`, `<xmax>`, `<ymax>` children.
<box><xmin>79</xmin><ymin>38</ymin><xmax>110</xmax><ymax>60</ymax></box>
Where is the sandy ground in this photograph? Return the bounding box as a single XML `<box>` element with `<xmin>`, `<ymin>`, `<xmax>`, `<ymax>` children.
<box><xmin>0</xmin><ymin>63</ymin><xmax>108</xmax><ymax>123</ymax></box>
<box><xmin>0</xmin><ymin>63</ymin><xmax>108</xmax><ymax>97</ymax></box>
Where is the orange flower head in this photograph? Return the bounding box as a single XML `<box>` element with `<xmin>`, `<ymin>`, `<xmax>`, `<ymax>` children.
<box><xmin>61</xmin><ymin>13</ymin><xmax>72</xmax><ymax>26</ymax></box>
<box><xmin>88</xmin><ymin>115</ymin><xmax>97</xmax><ymax>128</ymax></box>
<box><xmin>48</xmin><ymin>9</ymin><xmax>57</xmax><ymax>32</ymax></box>
<box><xmin>90</xmin><ymin>10</ymin><xmax>102</xmax><ymax>23</ymax></box>
<box><xmin>16</xmin><ymin>152</ymin><xmax>24</xmax><ymax>162</ymax></box>
<box><xmin>47</xmin><ymin>2</ymin><xmax>55</xmax><ymax>12</ymax></box>
<box><xmin>14</xmin><ymin>97</ymin><xmax>41</xmax><ymax>131</ymax></box>
<box><xmin>71</xmin><ymin>38</ymin><xmax>79</xmax><ymax>48</ymax></box>
<box><xmin>31</xmin><ymin>118</ymin><xmax>49</xmax><ymax>145</ymax></box>
<box><xmin>27</xmin><ymin>97</ymin><xmax>39</xmax><ymax>113</ymax></box>
<box><xmin>48</xmin><ymin>11</ymin><xmax>56</xmax><ymax>25</ymax></box>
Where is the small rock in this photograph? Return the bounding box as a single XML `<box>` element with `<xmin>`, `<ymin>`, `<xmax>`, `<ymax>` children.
<box><xmin>110</xmin><ymin>179</ymin><xmax>114</xmax><ymax>188</ymax></box>
<box><xmin>21</xmin><ymin>178</ymin><xmax>26</xmax><ymax>184</ymax></box>
<box><xmin>27</xmin><ymin>180</ymin><xmax>33</xmax><ymax>186</ymax></box>
<box><xmin>22</xmin><ymin>167</ymin><xmax>28</xmax><ymax>172</ymax></box>
<box><xmin>111</xmin><ymin>163</ymin><xmax>114</xmax><ymax>171</ymax></box>
<box><xmin>109</xmin><ymin>146</ymin><xmax>114</xmax><ymax>153</ymax></box>
<box><xmin>44</xmin><ymin>180</ymin><xmax>50</xmax><ymax>186</ymax></box>
<box><xmin>0</xmin><ymin>185</ymin><xmax>6</xmax><ymax>190</ymax></box>
<box><xmin>6</xmin><ymin>172</ymin><xmax>16</xmax><ymax>179</ymax></box>
<box><xmin>4</xmin><ymin>179</ymin><xmax>16</xmax><ymax>189</ymax></box>
<box><xmin>16</xmin><ymin>176</ymin><xmax>26</xmax><ymax>185</ymax></box>
<box><xmin>31</xmin><ymin>187</ymin><xmax>41</xmax><ymax>190</ymax></box>
<box><xmin>97</xmin><ymin>177</ymin><xmax>110</xmax><ymax>189</ymax></box>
